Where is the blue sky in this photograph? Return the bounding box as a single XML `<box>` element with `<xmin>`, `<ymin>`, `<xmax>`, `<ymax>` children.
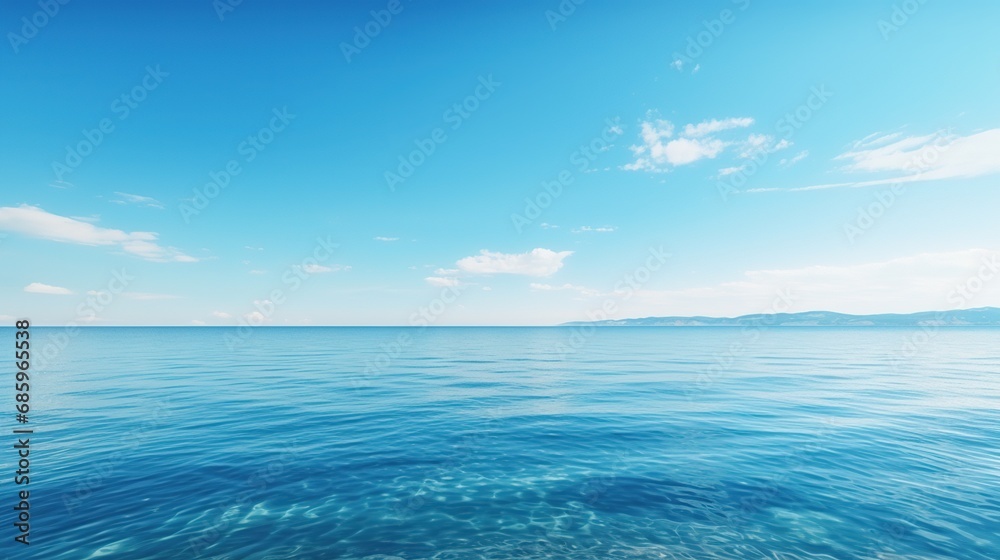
<box><xmin>2</xmin><ymin>0</ymin><xmax>1000</xmax><ymax>326</ymax></box>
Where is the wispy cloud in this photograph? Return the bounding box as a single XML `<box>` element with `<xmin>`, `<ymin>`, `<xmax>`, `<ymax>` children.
<box><xmin>789</xmin><ymin>128</ymin><xmax>1000</xmax><ymax>191</ymax></box>
<box><xmin>292</xmin><ymin>263</ymin><xmax>349</xmax><ymax>275</ymax></box>
<box><xmin>0</xmin><ymin>205</ymin><xmax>197</xmax><ymax>262</ymax></box>
<box><xmin>374</xmin><ymin>236</ymin><xmax>399</xmax><ymax>242</ymax></box>
<box><xmin>24</xmin><ymin>282</ymin><xmax>73</xmax><ymax>295</ymax></box>
<box><xmin>530</xmin><ymin>283</ymin><xmax>601</xmax><ymax>297</ymax></box>
<box><xmin>779</xmin><ymin>150</ymin><xmax>809</xmax><ymax>168</ymax></box>
<box><xmin>111</xmin><ymin>192</ymin><xmax>164</xmax><ymax>209</ymax></box>
<box><xmin>683</xmin><ymin>117</ymin><xmax>755</xmax><ymax>138</ymax></box>
<box><xmin>572</xmin><ymin>226</ymin><xmax>616</xmax><ymax>233</ymax></box>
<box><xmin>457</xmin><ymin>248</ymin><xmax>573</xmax><ymax>277</ymax></box>
<box><xmin>736</xmin><ymin>134</ymin><xmax>791</xmax><ymax>158</ymax></box>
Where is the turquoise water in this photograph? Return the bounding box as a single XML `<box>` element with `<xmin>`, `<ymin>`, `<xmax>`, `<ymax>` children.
<box><xmin>5</xmin><ymin>327</ymin><xmax>999</xmax><ymax>559</ymax></box>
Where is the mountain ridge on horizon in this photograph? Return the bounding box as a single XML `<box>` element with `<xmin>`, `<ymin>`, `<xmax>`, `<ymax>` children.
<box><xmin>561</xmin><ymin>307</ymin><xmax>1000</xmax><ymax>327</ymax></box>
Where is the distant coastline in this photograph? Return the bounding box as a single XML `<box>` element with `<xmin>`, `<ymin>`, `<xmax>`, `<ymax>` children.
<box><xmin>561</xmin><ymin>307</ymin><xmax>1000</xmax><ymax>327</ymax></box>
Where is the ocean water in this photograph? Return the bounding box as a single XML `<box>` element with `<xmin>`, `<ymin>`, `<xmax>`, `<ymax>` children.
<box><xmin>5</xmin><ymin>327</ymin><xmax>999</xmax><ymax>559</ymax></box>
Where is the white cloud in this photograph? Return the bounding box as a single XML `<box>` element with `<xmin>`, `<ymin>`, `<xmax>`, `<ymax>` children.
<box><xmin>642</xmin><ymin>119</ymin><xmax>674</xmax><ymax>144</ymax></box>
<box><xmin>663</xmin><ymin>137</ymin><xmax>726</xmax><ymax>165</ymax></box>
<box><xmin>737</xmin><ymin>134</ymin><xmax>792</xmax><ymax>159</ymax></box>
<box><xmin>792</xmin><ymin>128</ymin><xmax>1000</xmax><ymax>191</ymax></box>
<box><xmin>435</xmin><ymin>268</ymin><xmax>460</xmax><ymax>275</ymax></box>
<box><xmin>457</xmin><ymin>248</ymin><xmax>573</xmax><ymax>277</ymax></box>
<box><xmin>540</xmin><ymin>223</ymin><xmax>559</xmax><ymax>229</ymax></box>
<box><xmin>683</xmin><ymin>117</ymin><xmax>755</xmax><ymax>138</ymax></box>
<box><xmin>191</xmin><ymin>319</ymin><xmax>206</xmax><ymax>325</ymax></box>
<box><xmin>0</xmin><ymin>205</ymin><xmax>196</xmax><ymax>262</ymax></box>
<box><xmin>249</xmin><ymin>269</ymin><xmax>267</xmax><ymax>275</ymax></box>
<box><xmin>625</xmin><ymin>116</ymin><xmax>754</xmax><ymax>171</ymax></box>
<box><xmin>244</xmin><ymin>311</ymin><xmax>266</xmax><ymax>323</ymax></box>
<box><xmin>303</xmin><ymin>264</ymin><xmax>333</xmax><ymax>274</ymax></box>
<box><xmin>530</xmin><ymin>283</ymin><xmax>601</xmax><ymax>297</ymax></box>
<box><xmin>374</xmin><ymin>236</ymin><xmax>399</xmax><ymax>242</ymax></box>
<box><xmin>244</xmin><ymin>246</ymin><xmax>264</xmax><ymax>251</ymax></box>
<box><xmin>780</xmin><ymin>150</ymin><xmax>809</xmax><ymax>168</ymax></box>
<box><xmin>852</xmin><ymin>131</ymin><xmax>903</xmax><ymax>150</ymax></box>
<box><xmin>24</xmin><ymin>282</ymin><xmax>73</xmax><ymax>295</ymax></box>
<box><xmin>212</xmin><ymin>311</ymin><xmax>231</xmax><ymax>319</ymax></box>
<box><xmin>837</xmin><ymin>131</ymin><xmax>947</xmax><ymax>174</ymax></box>
<box><xmin>572</xmin><ymin>226</ymin><xmax>616</xmax><ymax>233</ymax></box>
<box><xmin>111</xmin><ymin>192</ymin><xmax>164</xmax><ymax>209</ymax></box>
<box><xmin>670</xmin><ymin>59</ymin><xmax>700</xmax><ymax>74</ymax></box>
<box><xmin>425</xmin><ymin>276</ymin><xmax>460</xmax><ymax>287</ymax></box>
<box><xmin>622</xmin><ymin>249</ymin><xmax>1000</xmax><ymax>317</ymax></box>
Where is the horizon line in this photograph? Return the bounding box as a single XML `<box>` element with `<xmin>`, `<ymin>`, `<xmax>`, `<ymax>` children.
<box><xmin>7</xmin><ymin>306</ymin><xmax>1000</xmax><ymax>328</ymax></box>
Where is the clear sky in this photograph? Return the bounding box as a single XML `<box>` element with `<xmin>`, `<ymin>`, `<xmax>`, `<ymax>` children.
<box><xmin>2</xmin><ymin>0</ymin><xmax>1000</xmax><ymax>326</ymax></box>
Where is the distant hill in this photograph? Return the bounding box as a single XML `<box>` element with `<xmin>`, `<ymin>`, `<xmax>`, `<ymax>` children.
<box><xmin>561</xmin><ymin>307</ymin><xmax>1000</xmax><ymax>327</ymax></box>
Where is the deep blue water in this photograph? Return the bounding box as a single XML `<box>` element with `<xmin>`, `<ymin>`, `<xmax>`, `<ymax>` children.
<box><xmin>3</xmin><ymin>327</ymin><xmax>998</xmax><ymax>559</ymax></box>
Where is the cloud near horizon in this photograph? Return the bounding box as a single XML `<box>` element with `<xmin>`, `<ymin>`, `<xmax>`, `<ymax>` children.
<box><xmin>457</xmin><ymin>248</ymin><xmax>573</xmax><ymax>277</ymax></box>
<box><xmin>615</xmin><ymin>249</ymin><xmax>1000</xmax><ymax>318</ymax></box>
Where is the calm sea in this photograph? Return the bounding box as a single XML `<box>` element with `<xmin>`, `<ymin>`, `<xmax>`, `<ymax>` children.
<box><xmin>4</xmin><ymin>327</ymin><xmax>998</xmax><ymax>559</ymax></box>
